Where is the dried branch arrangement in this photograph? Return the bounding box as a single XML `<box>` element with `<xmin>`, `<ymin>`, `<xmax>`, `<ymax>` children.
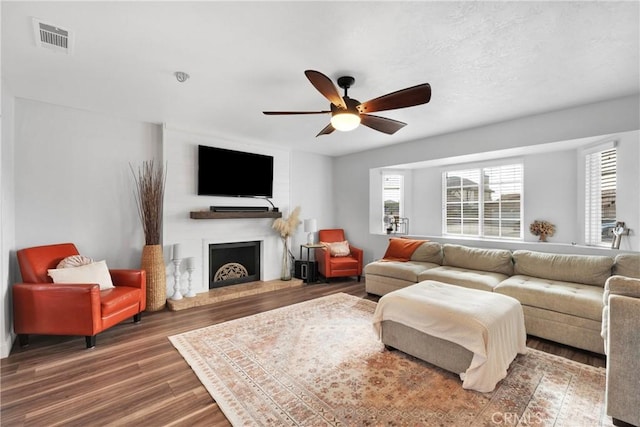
<box><xmin>131</xmin><ymin>160</ymin><xmax>166</xmax><ymax>245</ymax></box>
<box><xmin>272</xmin><ymin>206</ymin><xmax>301</xmax><ymax>238</ymax></box>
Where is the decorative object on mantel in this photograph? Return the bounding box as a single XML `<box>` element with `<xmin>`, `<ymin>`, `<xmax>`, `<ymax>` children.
<box><xmin>304</xmin><ymin>218</ymin><xmax>317</xmax><ymax>244</ymax></box>
<box><xmin>529</xmin><ymin>220</ymin><xmax>555</xmax><ymax>242</ymax></box>
<box><xmin>272</xmin><ymin>206</ymin><xmax>301</xmax><ymax>280</ymax></box>
<box><xmin>131</xmin><ymin>160</ymin><xmax>167</xmax><ymax>312</ymax></box>
<box><xmin>170</xmin><ymin>243</ymin><xmax>184</xmax><ymax>301</ymax></box>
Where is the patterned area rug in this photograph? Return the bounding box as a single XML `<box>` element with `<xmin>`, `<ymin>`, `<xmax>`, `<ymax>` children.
<box><xmin>169</xmin><ymin>293</ymin><xmax>612</xmax><ymax>426</ymax></box>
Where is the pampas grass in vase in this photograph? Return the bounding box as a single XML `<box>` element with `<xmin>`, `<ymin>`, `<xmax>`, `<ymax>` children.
<box><xmin>131</xmin><ymin>160</ymin><xmax>167</xmax><ymax>311</ymax></box>
<box><xmin>272</xmin><ymin>206</ymin><xmax>301</xmax><ymax>280</ymax></box>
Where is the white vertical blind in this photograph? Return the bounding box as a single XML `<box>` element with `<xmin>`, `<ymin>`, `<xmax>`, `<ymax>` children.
<box><xmin>585</xmin><ymin>151</ymin><xmax>602</xmax><ymax>245</ymax></box>
<box><xmin>585</xmin><ymin>146</ymin><xmax>616</xmax><ymax>245</ymax></box>
<box><xmin>382</xmin><ymin>174</ymin><xmax>403</xmax><ymax>231</ymax></box>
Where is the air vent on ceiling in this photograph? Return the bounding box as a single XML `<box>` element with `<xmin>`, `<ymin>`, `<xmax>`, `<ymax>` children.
<box><xmin>32</xmin><ymin>18</ymin><xmax>74</xmax><ymax>54</ymax></box>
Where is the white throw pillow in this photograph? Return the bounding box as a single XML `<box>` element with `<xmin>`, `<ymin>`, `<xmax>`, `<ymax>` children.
<box><xmin>322</xmin><ymin>240</ymin><xmax>351</xmax><ymax>257</ymax></box>
<box><xmin>48</xmin><ymin>260</ymin><xmax>115</xmax><ymax>290</ymax></box>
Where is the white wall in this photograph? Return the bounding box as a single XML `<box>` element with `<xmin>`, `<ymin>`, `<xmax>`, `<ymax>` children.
<box><xmin>289</xmin><ymin>150</ymin><xmax>334</xmax><ymax>246</ymax></box>
<box><xmin>3</xmin><ymin>98</ymin><xmax>160</xmax><ymax>357</ymax></box>
<box><xmin>13</xmin><ymin>99</ymin><xmax>162</xmax><ymax>267</ymax></box>
<box><xmin>1</xmin><ymin>82</ymin><xmax>17</xmax><ymax>358</ymax></box>
<box><xmin>161</xmin><ymin>129</ymin><xmax>336</xmax><ymax>297</ymax></box>
<box><xmin>409</xmin><ymin>150</ymin><xmax>577</xmax><ymax>242</ymax></box>
<box><xmin>336</xmin><ymin>95</ymin><xmax>640</xmax><ymax>262</ymax></box>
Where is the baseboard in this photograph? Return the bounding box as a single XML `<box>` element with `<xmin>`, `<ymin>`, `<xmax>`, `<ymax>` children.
<box><xmin>1</xmin><ymin>333</ymin><xmax>14</xmax><ymax>359</ymax></box>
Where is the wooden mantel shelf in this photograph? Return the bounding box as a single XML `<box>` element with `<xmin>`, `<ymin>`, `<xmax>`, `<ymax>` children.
<box><xmin>190</xmin><ymin>211</ymin><xmax>282</xmax><ymax>219</ymax></box>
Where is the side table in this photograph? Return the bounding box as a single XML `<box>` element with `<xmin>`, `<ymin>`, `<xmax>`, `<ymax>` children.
<box><xmin>299</xmin><ymin>243</ymin><xmax>324</xmax><ymax>283</ymax></box>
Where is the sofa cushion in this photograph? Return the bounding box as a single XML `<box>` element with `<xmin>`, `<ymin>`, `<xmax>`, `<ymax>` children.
<box><xmin>365</xmin><ymin>260</ymin><xmax>439</xmax><ymax>282</ymax></box>
<box><xmin>418</xmin><ymin>266</ymin><xmax>508</xmax><ymax>292</ymax></box>
<box><xmin>512</xmin><ymin>250</ymin><xmax>613</xmax><ymax>287</ymax></box>
<box><xmin>613</xmin><ymin>253</ymin><xmax>640</xmax><ymax>278</ymax></box>
<box><xmin>383</xmin><ymin>238</ymin><xmax>428</xmax><ymax>262</ymax></box>
<box><xmin>495</xmin><ymin>275</ymin><xmax>603</xmax><ymax>321</ymax></box>
<box><xmin>410</xmin><ymin>241</ymin><xmax>443</xmax><ymax>264</ymax></box>
<box><xmin>47</xmin><ymin>260</ymin><xmax>115</xmax><ymax>290</ymax></box>
<box><xmin>442</xmin><ymin>244</ymin><xmax>513</xmax><ymax>276</ymax></box>
<box><xmin>321</xmin><ymin>240</ymin><xmax>350</xmax><ymax>257</ymax></box>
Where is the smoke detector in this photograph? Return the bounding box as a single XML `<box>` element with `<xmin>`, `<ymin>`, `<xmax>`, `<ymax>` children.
<box><xmin>32</xmin><ymin>18</ymin><xmax>74</xmax><ymax>54</ymax></box>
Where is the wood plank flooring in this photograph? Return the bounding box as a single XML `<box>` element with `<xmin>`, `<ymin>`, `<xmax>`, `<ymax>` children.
<box><xmin>1</xmin><ymin>280</ymin><xmax>606</xmax><ymax>426</ymax></box>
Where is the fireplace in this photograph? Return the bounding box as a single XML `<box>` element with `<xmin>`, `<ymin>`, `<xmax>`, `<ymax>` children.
<box><xmin>209</xmin><ymin>241</ymin><xmax>260</xmax><ymax>289</ymax></box>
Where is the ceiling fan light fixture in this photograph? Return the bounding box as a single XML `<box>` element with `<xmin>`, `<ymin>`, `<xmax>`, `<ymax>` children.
<box><xmin>331</xmin><ymin>111</ymin><xmax>361</xmax><ymax>132</ymax></box>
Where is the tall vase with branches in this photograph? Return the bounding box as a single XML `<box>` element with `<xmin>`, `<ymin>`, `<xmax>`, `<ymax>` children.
<box><xmin>131</xmin><ymin>160</ymin><xmax>167</xmax><ymax>311</ymax></box>
<box><xmin>272</xmin><ymin>206</ymin><xmax>301</xmax><ymax>281</ymax></box>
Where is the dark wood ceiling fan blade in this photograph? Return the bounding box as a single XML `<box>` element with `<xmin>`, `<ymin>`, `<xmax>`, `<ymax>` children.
<box><xmin>316</xmin><ymin>123</ymin><xmax>335</xmax><ymax>137</ymax></box>
<box><xmin>263</xmin><ymin>110</ymin><xmax>330</xmax><ymax>115</ymax></box>
<box><xmin>358</xmin><ymin>83</ymin><xmax>431</xmax><ymax>114</ymax></box>
<box><xmin>360</xmin><ymin>114</ymin><xmax>407</xmax><ymax>135</ymax></box>
<box><xmin>304</xmin><ymin>70</ymin><xmax>347</xmax><ymax>109</ymax></box>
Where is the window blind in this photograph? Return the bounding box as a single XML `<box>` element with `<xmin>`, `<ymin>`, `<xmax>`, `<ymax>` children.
<box><xmin>382</xmin><ymin>174</ymin><xmax>403</xmax><ymax>231</ymax></box>
<box><xmin>585</xmin><ymin>146</ymin><xmax>616</xmax><ymax>245</ymax></box>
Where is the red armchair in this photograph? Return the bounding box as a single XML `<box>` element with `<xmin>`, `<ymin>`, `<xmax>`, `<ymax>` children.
<box><xmin>315</xmin><ymin>229</ymin><xmax>363</xmax><ymax>282</ymax></box>
<box><xmin>13</xmin><ymin>243</ymin><xmax>146</xmax><ymax>349</ymax></box>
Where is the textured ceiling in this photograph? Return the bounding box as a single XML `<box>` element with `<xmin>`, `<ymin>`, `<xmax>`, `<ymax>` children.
<box><xmin>2</xmin><ymin>1</ymin><xmax>639</xmax><ymax>156</ymax></box>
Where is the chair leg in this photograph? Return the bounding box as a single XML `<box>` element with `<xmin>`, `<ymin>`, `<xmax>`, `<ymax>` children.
<box><xmin>133</xmin><ymin>313</ymin><xmax>142</xmax><ymax>323</ymax></box>
<box><xmin>357</xmin><ymin>275</ymin><xmax>361</xmax><ymax>282</ymax></box>
<box><xmin>85</xmin><ymin>335</ymin><xmax>96</xmax><ymax>349</ymax></box>
<box><xmin>18</xmin><ymin>334</ymin><xmax>29</xmax><ymax>347</ymax></box>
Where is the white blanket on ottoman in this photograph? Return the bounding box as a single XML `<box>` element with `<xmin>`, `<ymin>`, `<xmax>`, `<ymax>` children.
<box><xmin>372</xmin><ymin>280</ymin><xmax>527</xmax><ymax>392</ymax></box>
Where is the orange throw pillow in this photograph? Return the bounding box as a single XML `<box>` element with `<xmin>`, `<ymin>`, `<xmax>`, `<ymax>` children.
<box><xmin>382</xmin><ymin>238</ymin><xmax>426</xmax><ymax>262</ymax></box>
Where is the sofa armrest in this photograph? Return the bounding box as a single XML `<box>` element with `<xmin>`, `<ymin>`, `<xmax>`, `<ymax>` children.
<box><xmin>315</xmin><ymin>247</ymin><xmax>330</xmax><ymax>275</ymax></box>
<box><xmin>109</xmin><ymin>269</ymin><xmax>146</xmax><ymax>289</ymax></box>
<box><xmin>602</xmin><ymin>275</ymin><xmax>640</xmax><ymax>353</ymax></box>
<box><xmin>12</xmin><ymin>282</ymin><xmax>101</xmax><ymax>335</ymax></box>
<box><xmin>605</xmin><ymin>294</ymin><xmax>640</xmax><ymax>425</ymax></box>
<box><xmin>348</xmin><ymin>245</ymin><xmax>364</xmax><ymax>270</ymax></box>
<box><xmin>604</xmin><ymin>275</ymin><xmax>640</xmax><ymax>302</ymax></box>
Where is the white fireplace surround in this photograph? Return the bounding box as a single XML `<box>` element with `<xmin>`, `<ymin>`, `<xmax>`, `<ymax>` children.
<box><xmin>164</xmin><ymin>230</ymin><xmax>283</xmax><ymax>297</ymax></box>
<box><xmin>162</xmin><ymin>127</ymin><xmax>292</xmax><ymax>298</ymax></box>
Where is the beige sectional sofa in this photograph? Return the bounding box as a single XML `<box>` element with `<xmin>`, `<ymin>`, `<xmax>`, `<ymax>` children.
<box><xmin>365</xmin><ymin>240</ymin><xmax>639</xmax><ymax>355</ymax></box>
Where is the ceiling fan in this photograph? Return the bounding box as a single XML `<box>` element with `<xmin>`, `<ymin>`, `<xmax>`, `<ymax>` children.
<box><xmin>263</xmin><ymin>70</ymin><xmax>431</xmax><ymax>137</ymax></box>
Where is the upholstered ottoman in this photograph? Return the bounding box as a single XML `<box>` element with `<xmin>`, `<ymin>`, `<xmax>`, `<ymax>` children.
<box><xmin>372</xmin><ymin>280</ymin><xmax>527</xmax><ymax>392</ymax></box>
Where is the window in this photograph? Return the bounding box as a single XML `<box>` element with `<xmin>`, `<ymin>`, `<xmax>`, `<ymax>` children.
<box><xmin>443</xmin><ymin>164</ymin><xmax>522</xmax><ymax>239</ymax></box>
<box><xmin>382</xmin><ymin>173</ymin><xmax>403</xmax><ymax>232</ymax></box>
<box><xmin>585</xmin><ymin>145</ymin><xmax>617</xmax><ymax>246</ymax></box>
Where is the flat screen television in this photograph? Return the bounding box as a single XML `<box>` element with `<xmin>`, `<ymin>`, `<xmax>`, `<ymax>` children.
<box><xmin>197</xmin><ymin>145</ymin><xmax>274</xmax><ymax>198</ymax></box>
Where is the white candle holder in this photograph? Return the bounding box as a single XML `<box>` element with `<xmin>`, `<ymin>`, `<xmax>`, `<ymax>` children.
<box><xmin>170</xmin><ymin>258</ymin><xmax>183</xmax><ymax>300</ymax></box>
<box><xmin>185</xmin><ymin>266</ymin><xmax>196</xmax><ymax>298</ymax></box>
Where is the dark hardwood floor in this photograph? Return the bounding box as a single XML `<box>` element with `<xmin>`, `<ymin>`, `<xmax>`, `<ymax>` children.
<box><xmin>1</xmin><ymin>280</ymin><xmax>606</xmax><ymax>426</ymax></box>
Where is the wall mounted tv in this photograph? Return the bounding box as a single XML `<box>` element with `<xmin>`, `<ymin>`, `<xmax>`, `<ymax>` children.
<box><xmin>197</xmin><ymin>145</ymin><xmax>274</xmax><ymax>198</ymax></box>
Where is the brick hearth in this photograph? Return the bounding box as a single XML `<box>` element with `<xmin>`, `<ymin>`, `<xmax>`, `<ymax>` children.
<box><xmin>165</xmin><ymin>278</ymin><xmax>304</xmax><ymax>311</ymax></box>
